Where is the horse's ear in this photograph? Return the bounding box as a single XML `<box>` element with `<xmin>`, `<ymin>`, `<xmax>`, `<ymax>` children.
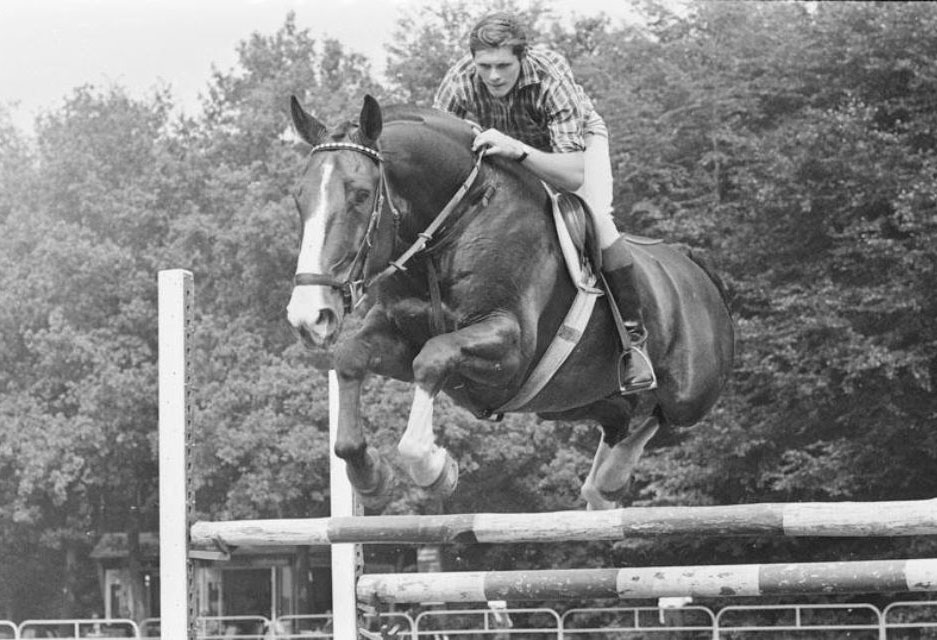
<box><xmin>290</xmin><ymin>95</ymin><xmax>327</xmax><ymax>146</ymax></box>
<box><xmin>359</xmin><ymin>94</ymin><xmax>383</xmax><ymax>144</ymax></box>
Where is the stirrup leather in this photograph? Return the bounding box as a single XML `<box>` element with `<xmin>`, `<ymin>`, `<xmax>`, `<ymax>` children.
<box><xmin>599</xmin><ymin>272</ymin><xmax>658</xmax><ymax>394</ymax></box>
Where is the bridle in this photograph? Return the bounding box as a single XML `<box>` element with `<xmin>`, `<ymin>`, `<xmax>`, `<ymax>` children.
<box><xmin>292</xmin><ymin>140</ymin><xmax>484</xmax><ymax>313</ymax></box>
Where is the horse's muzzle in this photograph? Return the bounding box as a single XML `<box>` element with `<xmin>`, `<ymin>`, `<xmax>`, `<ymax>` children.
<box><xmin>287</xmin><ymin>285</ymin><xmax>344</xmax><ymax>348</ymax></box>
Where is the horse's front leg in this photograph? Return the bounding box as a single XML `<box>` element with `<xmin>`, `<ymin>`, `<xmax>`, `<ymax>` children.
<box><xmin>397</xmin><ymin>313</ymin><xmax>522</xmax><ymax>496</ymax></box>
<box><xmin>332</xmin><ymin>307</ymin><xmax>416</xmax><ymax>510</ymax></box>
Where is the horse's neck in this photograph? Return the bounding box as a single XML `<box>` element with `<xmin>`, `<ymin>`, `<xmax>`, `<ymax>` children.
<box><xmin>385</xmin><ymin>138</ymin><xmax>475</xmax><ymax>233</ymax></box>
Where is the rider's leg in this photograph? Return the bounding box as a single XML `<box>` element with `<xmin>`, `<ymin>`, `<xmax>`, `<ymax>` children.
<box><xmin>576</xmin><ymin>128</ymin><xmax>619</xmax><ymax>249</ymax></box>
<box><xmin>578</xmin><ymin>130</ymin><xmax>656</xmax><ymax>393</ymax></box>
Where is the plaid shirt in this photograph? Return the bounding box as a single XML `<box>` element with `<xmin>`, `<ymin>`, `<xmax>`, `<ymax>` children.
<box><xmin>433</xmin><ymin>46</ymin><xmax>608</xmax><ymax>153</ymax></box>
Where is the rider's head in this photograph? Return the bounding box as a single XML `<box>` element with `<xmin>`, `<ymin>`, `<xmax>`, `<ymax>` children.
<box><xmin>468</xmin><ymin>12</ymin><xmax>528</xmax><ymax>59</ymax></box>
<box><xmin>468</xmin><ymin>13</ymin><xmax>527</xmax><ymax>98</ymax></box>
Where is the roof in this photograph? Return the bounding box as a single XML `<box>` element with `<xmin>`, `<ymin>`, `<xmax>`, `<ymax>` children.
<box><xmin>90</xmin><ymin>532</ymin><xmax>161</xmax><ymax>560</ymax></box>
<box><xmin>90</xmin><ymin>532</ymin><xmax>332</xmax><ymax>562</ymax></box>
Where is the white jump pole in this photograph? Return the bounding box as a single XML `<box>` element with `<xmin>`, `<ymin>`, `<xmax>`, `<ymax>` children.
<box><xmin>329</xmin><ymin>370</ymin><xmax>360</xmax><ymax>640</ymax></box>
<box><xmin>158</xmin><ymin>269</ymin><xmax>196</xmax><ymax>640</ymax></box>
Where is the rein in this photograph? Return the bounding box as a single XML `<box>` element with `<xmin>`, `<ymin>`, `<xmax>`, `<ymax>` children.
<box><xmin>292</xmin><ymin>141</ymin><xmax>483</xmax><ymax>313</ymax></box>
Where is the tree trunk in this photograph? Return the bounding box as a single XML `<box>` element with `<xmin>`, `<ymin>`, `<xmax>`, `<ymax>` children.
<box><xmin>62</xmin><ymin>543</ymin><xmax>78</xmax><ymax>618</ymax></box>
<box><xmin>126</xmin><ymin>503</ymin><xmax>148</xmax><ymax>621</ymax></box>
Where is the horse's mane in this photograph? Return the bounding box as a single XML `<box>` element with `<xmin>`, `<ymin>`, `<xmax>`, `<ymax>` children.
<box><xmin>383</xmin><ymin>104</ymin><xmax>471</xmax><ymax>133</ymax></box>
<box><xmin>378</xmin><ymin>104</ymin><xmax>543</xmax><ymax>199</ymax></box>
<box><xmin>378</xmin><ymin>104</ymin><xmax>476</xmax><ymax>154</ymax></box>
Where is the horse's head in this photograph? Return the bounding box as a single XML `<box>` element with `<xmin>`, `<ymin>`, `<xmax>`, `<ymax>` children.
<box><xmin>286</xmin><ymin>95</ymin><xmax>385</xmax><ymax>348</ymax></box>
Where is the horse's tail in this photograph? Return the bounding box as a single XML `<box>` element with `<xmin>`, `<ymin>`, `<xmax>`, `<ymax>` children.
<box><xmin>682</xmin><ymin>246</ymin><xmax>740</xmax><ymax>366</ymax></box>
<box><xmin>684</xmin><ymin>247</ymin><xmax>734</xmax><ymax>316</ymax></box>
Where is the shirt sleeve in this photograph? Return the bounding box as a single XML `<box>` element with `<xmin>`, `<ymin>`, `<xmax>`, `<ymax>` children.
<box><xmin>433</xmin><ymin>64</ymin><xmax>468</xmax><ymax>119</ymax></box>
<box><xmin>538</xmin><ymin>52</ymin><xmax>589</xmax><ymax>153</ymax></box>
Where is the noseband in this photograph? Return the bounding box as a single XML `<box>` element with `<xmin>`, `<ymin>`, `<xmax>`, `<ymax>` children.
<box><xmin>292</xmin><ymin>139</ymin><xmax>483</xmax><ymax>313</ymax></box>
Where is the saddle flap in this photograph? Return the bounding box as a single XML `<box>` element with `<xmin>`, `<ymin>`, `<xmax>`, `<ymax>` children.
<box><xmin>542</xmin><ymin>183</ymin><xmax>601</xmax><ymax>290</ymax></box>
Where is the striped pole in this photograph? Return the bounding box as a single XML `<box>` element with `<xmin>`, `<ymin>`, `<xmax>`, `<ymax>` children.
<box><xmin>357</xmin><ymin>559</ymin><xmax>937</xmax><ymax>604</ymax></box>
<box><xmin>191</xmin><ymin>498</ymin><xmax>937</xmax><ymax>547</ymax></box>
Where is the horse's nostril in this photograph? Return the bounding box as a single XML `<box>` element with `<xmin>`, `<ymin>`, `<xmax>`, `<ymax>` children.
<box><xmin>318</xmin><ymin>308</ymin><xmax>337</xmax><ymax>330</ymax></box>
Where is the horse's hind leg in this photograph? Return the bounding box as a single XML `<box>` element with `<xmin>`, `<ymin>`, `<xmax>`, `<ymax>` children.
<box><xmin>575</xmin><ymin>401</ymin><xmax>661</xmax><ymax>510</ymax></box>
<box><xmin>581</xmin><ymin>438</ymin><xmax>617</xmax><ymax>510</ymax></box>
<box><xmin>582</xmin><ymin>417</ymin><xmax>660</xmax><ymax>509</ymax></box>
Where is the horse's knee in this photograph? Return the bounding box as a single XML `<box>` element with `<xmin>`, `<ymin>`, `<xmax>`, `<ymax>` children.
<box><xmin>410</xmin><ymin>348</ymin><xmax>451</xmax><ymax>391</ymax></box>
<box><xmin>334</xmin><ymin>439</ymin><xmax>366</xmax><ymax>467</ymax></box>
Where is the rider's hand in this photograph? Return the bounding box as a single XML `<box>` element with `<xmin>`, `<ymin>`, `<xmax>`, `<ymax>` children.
<box><xmin>471</xmin><ymin>126</ymin><xmax>527</xmax><ymax>160</ymax></box>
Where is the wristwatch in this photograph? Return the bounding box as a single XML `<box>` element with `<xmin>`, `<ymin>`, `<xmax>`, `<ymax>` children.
<box><xmin>516</xmin><ymin>145</ymin><xmax>529</xmax><ymax>163</ymax></box>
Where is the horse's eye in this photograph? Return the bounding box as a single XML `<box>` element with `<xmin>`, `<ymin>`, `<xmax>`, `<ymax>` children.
<box><xmin>353</xmin><ymin>188</ymin><xmax>371</xmax><ymax>205</ymax></box>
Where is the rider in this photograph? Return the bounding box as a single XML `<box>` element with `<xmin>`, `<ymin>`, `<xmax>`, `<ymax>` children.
<box><xmin>433</xmin><ymin>11</ymin><xmax>656</xmax><ymax>393</ymax></box>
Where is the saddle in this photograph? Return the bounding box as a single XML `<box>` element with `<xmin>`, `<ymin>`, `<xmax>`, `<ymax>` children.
<box><xmin>493</xmin><ymin>186</ymin><xmax>660</xmax><ymax>414</ymax></box>
<box><xmin>544</xmin><ymin>184</ymin><xmax>661</xmax><ymax>290</ymax></box>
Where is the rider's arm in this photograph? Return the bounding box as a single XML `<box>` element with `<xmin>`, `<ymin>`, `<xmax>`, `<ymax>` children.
<box><xmin>472</xmin><ymin>128</ymin><xmax>584</xmax><ymax>192</ymax></box>
<box><xmin>515</xmin><ymin>142</ymin><xmax>584</xmax><ymax>191</ymax></box>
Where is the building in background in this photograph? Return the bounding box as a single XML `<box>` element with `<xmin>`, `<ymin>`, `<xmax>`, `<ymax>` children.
<box><xmin>90</xmin><ymin>533</ymin><xmax>410</xmax><ymax>624</ymax></box>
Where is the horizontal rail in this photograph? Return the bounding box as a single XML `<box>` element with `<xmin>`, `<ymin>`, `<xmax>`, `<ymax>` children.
<box><xmin>356</xmin><ymin>558</ymin><xmax>937</xmax><ymax>603</ymax></box>
<box><xmin>191</xmin><ymin>498</ymin><xmax>937</xmax><ymax>547</ymax></box>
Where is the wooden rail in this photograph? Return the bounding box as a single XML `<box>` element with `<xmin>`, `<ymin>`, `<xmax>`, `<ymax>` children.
<box><xmin>191</xmin><ymin>498</ymin><xmax>937</xmax><ymax>547</ymax></box>
<box><xmin>356</xmin><ymin>558</ymin><xmax>937</xmax><ymax>603</ymax></box>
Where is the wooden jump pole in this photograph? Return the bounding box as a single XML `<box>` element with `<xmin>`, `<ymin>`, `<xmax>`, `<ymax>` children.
<box><xmin>191</xmin><ymin>498</ymin><xmax>937</xmax><ymax>547</ymax></box>
<box><xmin>328</xmin><ymin>370</ymin><xmax>360</xmax><ymax>640</ymax></box>
<box><xmin>158</xmin><ymin>269</ymin><xmax>196</xmax><ymax>640</ymax></box>
<box><xmin>356</xmin><ymin>558</ymin><xmax>937</xmax><ymax>604</ymax></box>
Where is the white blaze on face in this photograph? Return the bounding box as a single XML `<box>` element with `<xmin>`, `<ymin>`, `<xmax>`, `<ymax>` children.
<box><xmin>287</xmin><ymin>158</ymin><xmax>343</xmax><ymax>342</ymax></box>
<box><xmin>297</xmin><ymin>160</ymin><xmax>335</xmax><ymax>275</ymax></box>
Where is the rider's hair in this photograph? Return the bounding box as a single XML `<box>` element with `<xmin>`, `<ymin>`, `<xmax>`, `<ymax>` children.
<box><xmin>468</xmin><ymin>12</ymin><xmax>528</xmax><ymax>59</ymax></box>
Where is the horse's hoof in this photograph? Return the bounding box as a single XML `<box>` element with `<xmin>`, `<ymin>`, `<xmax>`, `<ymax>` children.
<box><xmin>596</xmin><ymin>478</ymin><xmax>631</xmax><ymax>505</ymax></box>
<box><xmin>346</xmin><ymin>447</ymin><xmax>396</xmax><ymax>511</ymax></box>
<box><xmin>422</xmin><ymin>450</ymin><xmax>459</xmax><ymax>498</ymax></box>
<box><xmin>581</xmin><ymin>482</ymin><xmax>619</xmax><ymax>510</ymax></box>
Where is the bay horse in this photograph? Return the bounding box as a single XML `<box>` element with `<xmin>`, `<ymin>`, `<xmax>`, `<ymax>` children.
<box><xmin>287</xmin><ymin>95</ymin><xmax>734</xmax><ymax>511</ymax></box>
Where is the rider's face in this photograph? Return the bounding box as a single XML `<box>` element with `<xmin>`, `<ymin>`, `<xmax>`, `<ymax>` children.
<box><xmin>472</xmin><ymin>46</ymin><xmax>521</xmax><ymax>98</ymax></box>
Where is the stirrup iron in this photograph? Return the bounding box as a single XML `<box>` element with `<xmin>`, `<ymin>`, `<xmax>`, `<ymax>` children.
<box><xmin>617</xmin><ymin>344</ymin><xmax>658</xmax><ymax>394</ymax></box>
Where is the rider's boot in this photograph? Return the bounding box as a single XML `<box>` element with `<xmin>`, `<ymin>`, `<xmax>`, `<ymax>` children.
<box><xmin>601</xmin><ymin>235</ymin><xmax>658</xmax><ymax>394</ymax></box>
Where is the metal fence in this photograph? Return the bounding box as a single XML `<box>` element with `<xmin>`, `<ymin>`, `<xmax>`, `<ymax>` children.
<box><xmin>17</xmin><ymin>618</ymin><xmax>138</xmax><ymax>638</ymax></box>
<box><xmin>714</xmin><ymin>603</ymin><xmax>883</xmax><ymax>639</ymax></box>
<box><xmin>9</xmin><ymin>600</ymin><xmax>937</xmax><ymax>638</ymax></box>
<box><xmin>883</xmin><ymin>601</ymin><xmax>937</xmax><ymax>639</ymax></box>
<box><xmin>562</xmin><ymin>606</ymin><xmax>717</xmax><ymax>639</ymax></box>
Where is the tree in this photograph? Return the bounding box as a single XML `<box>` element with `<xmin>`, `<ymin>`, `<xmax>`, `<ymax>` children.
<box><xmin>0</xmin><ymin>84</ymin><xmax>174</xmax><ymax>618</ymax></box>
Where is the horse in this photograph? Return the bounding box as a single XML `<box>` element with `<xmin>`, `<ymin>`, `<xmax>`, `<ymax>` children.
<box><xmin>286</xmin><ymin>95</ymin><xmax>734</xmax><ymax>511</ymax></box>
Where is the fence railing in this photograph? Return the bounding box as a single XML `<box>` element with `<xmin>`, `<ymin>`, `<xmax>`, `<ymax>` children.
<box><xmin>16</xmin><ymin>617</ymin><xmax>139</xmax><ymax>638</ymax></box>
<box><xmin>9</xmin><ymin>600</ymin><xmax>937</xmax><ymax>638</ymax></box>
<box><xmin>0</xmin><ymin>620</ymin><xmax>17</xmax><ymax>639</ymax></box>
